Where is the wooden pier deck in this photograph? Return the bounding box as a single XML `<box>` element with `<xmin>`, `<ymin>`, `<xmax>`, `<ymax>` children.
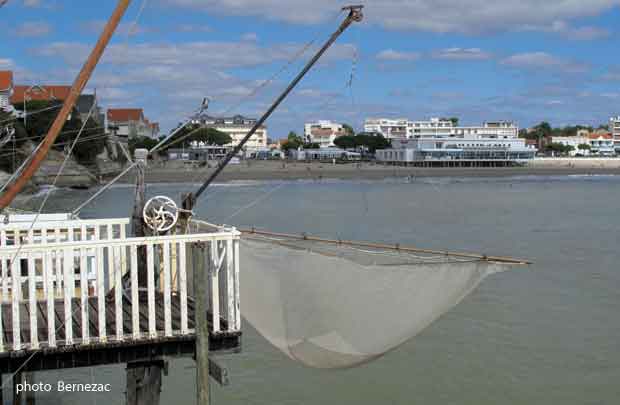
<box><xmin>0</xmin><ymin>292</ymin><xmax>240</xmax><ymax>374</ymax></box>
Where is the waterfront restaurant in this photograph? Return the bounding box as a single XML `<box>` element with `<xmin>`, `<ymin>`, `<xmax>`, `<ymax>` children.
<box><xmin>376</xmin><ymin>138</ymin><xmax>536</xmax><ymax>166</ymax></box>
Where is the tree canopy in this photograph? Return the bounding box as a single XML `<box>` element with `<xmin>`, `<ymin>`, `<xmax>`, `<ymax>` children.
<box><xmin>334</xmin><ymin>133</ymin><xmax>390</xmax><ymax>153</ymax></box>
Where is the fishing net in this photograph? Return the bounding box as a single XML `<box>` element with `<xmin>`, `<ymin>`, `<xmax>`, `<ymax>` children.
<box><xmin>240</xmin><ymin>232</ymin><xmax>515</xmax><ymax>369</ymax></box>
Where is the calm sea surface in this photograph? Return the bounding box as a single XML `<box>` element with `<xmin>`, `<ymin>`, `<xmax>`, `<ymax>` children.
<box><xmin>7</xmin><ymin>175</ymin><xmax>620</xmax><ymax>404</ymax></box>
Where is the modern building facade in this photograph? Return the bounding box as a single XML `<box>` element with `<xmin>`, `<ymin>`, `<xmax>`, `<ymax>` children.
<box><xmin>376</xmin><ymin>137</ymin><xmax>534</xmax><ymax>164</ymax></box>
<box><xmin>375</xmin><ymin>118</ymin><xmax>532</xmax><ymax>165</ymax></box>
<box><xmin>190</xmin><ymin>114</ymin><xmax>268</xmax><ymax>153</ymax></box>
<box><xmin>363</xmin><ymin>118</ymin><xmax>409</xmax><ymax>140</ymax></box>
<box><xmin>611</xmin><ymin>116</ymin><xmax>620</xmax><ymax>152</ymax></box>
<box><xmin>304</xmin><ymin>120</ymin><xmax>347</xmax><ymax>148</ymax></box>
<box><xmin>365</xmin><ymin>117</ymin><xmax>519</xmax><ymax>140</ymax></box>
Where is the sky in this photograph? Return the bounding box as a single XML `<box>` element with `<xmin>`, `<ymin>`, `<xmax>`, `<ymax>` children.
<box><xmin>1</xmin><ymin>0</ymin><xmax>620</xmax><ymax>138</ymax></box>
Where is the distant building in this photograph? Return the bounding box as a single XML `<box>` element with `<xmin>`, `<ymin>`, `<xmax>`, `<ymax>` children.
<box><xmin>376</xmin><ymin>137</ymin><xmax>534</xmax><ymax>165</ymax></box>
<box><xmin>611</xmin><ymin>116</ymin><xmax>620</xmax><ymax>153</ymax></box>
<box><xmin>552</xmin><ymin>134</ymin><xmax>615</xmax><ymax>156</ymax></box>
<box><xmin>167</xmin><ymin>146</ymin><xmax>230</xmax><ymax>161</ymax></box>
<box><xmin>190</xmin><ymin>113</ymin><xmax>267</xmax><ymax>154</ymax></box>
<box><xmin>290</xmin><ymin>147</ymin><xmax>361</xmax><ymax>161</ymax></box>
<box><xmin>363</xmin><ymin>118</ymin><xmax>409</xmax><ymax>140</ymax></box>
<box><xmin>75</xmin><ymin>93</ymin><xmax>105</xmax><ymax>125</ymax></box>
<box><xmin>364</xmin><ymin>117</ymin><xmax>518</xmax><ymax>140</ymax></box>
<box><xmin>304</xmin><ymin>121</ymin><xmax>347</xmax><ymax>148</ymax></box>
<box><xmin>11</xmin><ymin>85</ymin><xmax>71</xmax><ymax>104</ymax></box>
<box><xmin>107</xmin><ymin>108</ymin><xmax>158</xmax><ymax>139</ymax></box>
<box><xmin>11</xmin><ymin>84</ymin><xmax>102</xmax><ymax>123</ymax></box>
<box><xmin>0</xmin><ymin>71</ymin><xmax>13</xmax><ymax>110</ymax></box>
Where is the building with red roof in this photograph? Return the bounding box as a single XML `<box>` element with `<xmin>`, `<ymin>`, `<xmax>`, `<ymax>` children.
<box><xmin>107</xmin><ymin>108</ymin><xmax>158</xmax><ymax>139</ymax></box>
<box><xmin>0</xmin><ymin>71</ymin><xmax>13</xmax><ymax>110</ymax></box>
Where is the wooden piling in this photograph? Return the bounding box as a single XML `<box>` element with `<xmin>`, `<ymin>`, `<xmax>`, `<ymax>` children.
<box><xmin>127</xmin><ymin>149</ymin><xmax>164</xmax><ymax>405</ymax></box>
<box><xmin>194</xmin><ymin>242</ymin><xmax>210</xmax><ymax>405</ymax></box>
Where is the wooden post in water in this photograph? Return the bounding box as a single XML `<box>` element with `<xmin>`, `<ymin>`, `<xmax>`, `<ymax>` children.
<box><xmin>180</xmin><ymin>194</ymin><xmax>210</xmax><ymax>404</ymax></box>
<box><xmin>126</xmin><ymin>149</ymin><xmax>164</xmax><ymax>405</ymax></box>
<box><xmin>194</xmin><ymin>240</ymin><xmax>210</xmax><ymax>405</ymax></box>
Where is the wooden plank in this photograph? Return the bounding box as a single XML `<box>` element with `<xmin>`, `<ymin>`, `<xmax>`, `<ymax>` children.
<box><xmin>179</xmin><ymin>242</ymin><xmax>188</xmax><ymax>335</ymax></box>
<box><xmin>226</xmin><ymin>239</ymin><xmax>234</xmax><ymax>331</ymax></box>
<box><xmin>210</xmin><ymin>241</ymin><xmax>220</xmax><ymax>333</ymax></box>
<box><xmin>80</xmin><ymin>246</ymin><xmax>89</xmax><ymax>344</ymax></box>
<box><xmin>233</xmin><ymin>239</ymin><xmax>240</xmax><ymax>330</ymax></box>
<box><xmin>1</xmin><ymin>230</ymin><xmax>7</xmax><ymax>300</ymax></box>
<box><xmin>97</xmin><ymin>243</ymin><xmax>106</xmax><ymax>342</ymax></box>
<box><xmin>163</xmin><ymin>242</ymin><xmax>172</xmax><ymax>337</ymax></box>
<box><xmin>11</xmin><ymin>256</ymin><xmax>20</xmax><ymax>350</ymax></box>
<box><xmin>28</xmin><ymin>254</ymin><xmax>38</xmax><ymax>349</ymax></box>
<box><xmin>55</xmin><ymin>228</ymin><xmax>62</xmax><ymax>296</ymax></box>
<box><xmin>41</xmin><ymin>228</ymin><xmax>48</xmax><ymax>296</ymax></box>
<box><xmin>130</xmin><ymin>245</ymin><xmax>140</xmax><ymax>339</ymax></box>
<box><xmin>115</xmin><ymin>245</ymin><xmax>123</xmax><ymax>341</ymax></box>
<box><xmin>63</xmin><ymin>238</ymin><xmax>74</xmax><ymax>345</ymax></box>
<box><xmin>147</xmin><ymin>244</ymin><xmax>156</xmax><ymax>338</ymax></box>
<box><xmin>45</xmin><ymin>251</ymin><xmax>55</xmax><ymax>347</ymax></box>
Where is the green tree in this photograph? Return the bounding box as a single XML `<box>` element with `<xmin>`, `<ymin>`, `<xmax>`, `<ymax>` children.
<box><xmin>192</xmin><ymin>127</ymin><xmax>232</xmax><ymax>146</ymax></box>
<box><xmin>281</xmin><ymin>131</ymin><xmax>304</xmax><ymax>152</ymax></box>
<box><xmin>577</xmin><ymin>143</ymin><xmax>591</xmax><ymax>152</ymax></box>
<box><xmin>129</xmin><ymin>136</ymin><xmax>159</xmax><ymax>155</ymax></box>
<box><xmin>342</xmin><ymin>123</ymin><xmax>355</xmax><ymax>136</ymax></box>
<box><xmin>333</xmin><ymin>135</ymin><xmax>357</xmax><ymax>149</ymax></box>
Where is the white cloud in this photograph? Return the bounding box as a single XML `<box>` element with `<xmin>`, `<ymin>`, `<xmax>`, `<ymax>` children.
<box><xmin>14</xmin><ymin>21</ymin><xmax>52</xmax><ymax>37</ymax></box>
<box><xmin>162</xmin><ymin>0</ymin><xmax>620</xmax><ymax>34</ymax></box>
<box><xmin>82</xmin><ymin>20</ymin><xmax>156</xmax><ymax>36</ymax></box>
<box><xmin>23</xmin><ymin>0</ymin><xmax>41</xmax><ymax>7</ymax></box>
<box><xmin>0</xmin><ymin>58</ymin><xmax>15</xmax><ymax>69</ymax></box>
<box><xmin>175</xmin><ymin>24</ymin><xmax>212</xmax><ymax>33</ymax></box>
<box><xmin>376</xmin><ymin>49</ymin><xmax>420</xmax><ymax>62</ymax></box>
<box><xmin>522</xmin><ymin>20</ymin><xmax>611</xmax><ymax>40</ymax></box>
<box><xmin>36</xmin><ymin>40</ymin><xmax>355</xmax><ymax>69</ymax></box>
<box><xmin>501</xmin><ymin>52</ymin><xmax>589</xmax><ymax>73</ymax></box>
<box><xmin>241</xmin><ymin>32</ymin><xmax>258</xmax><ymax>42</ymax></box>
<box><xmin>432</xmin><ymin>48</ymin><xmax>492</xmax><ymax>60</ymax></box>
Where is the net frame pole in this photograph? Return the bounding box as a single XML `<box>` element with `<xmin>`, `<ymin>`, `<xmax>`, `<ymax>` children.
<box><xmin>189</xmin><ymin>5</ymin><xmax>364</xmax><ymax>203</ymax></box>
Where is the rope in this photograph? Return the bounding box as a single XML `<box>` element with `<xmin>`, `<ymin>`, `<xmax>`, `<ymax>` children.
<box><xmin>71</xmin><ymin>162</ymin><xmax>137</xmax><ymax>216</ymax></box>
<box><xmin>216</xmin><ymin>9</ymin><xmax>345</xmax><ymax>118</ymax></box>
<box><xmin>221</xmin><ymin>182</ymin><xmax>286</xmax><ymax>223</ymax></box>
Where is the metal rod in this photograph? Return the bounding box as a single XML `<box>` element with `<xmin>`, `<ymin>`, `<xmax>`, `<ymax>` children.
<box><xmin>190</xmin><ymin>5</ymin><xmax>364</xmax><ymax>202</ymax></box>
<box><xmin>241</xmin><ymin>228</ymin><xmax>532</xmax><ymax>265</ymax></box>
<box><xmin>0</xmin><ymin>0</ymin><xmax>132</xmax><ymax>210</ymax></box>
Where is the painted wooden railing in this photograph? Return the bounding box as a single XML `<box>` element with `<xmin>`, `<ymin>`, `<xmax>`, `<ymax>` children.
<box><xmin>0</xmin><ymin>218</ymin><xmax>241</xmax><ymax>353</ymax></box>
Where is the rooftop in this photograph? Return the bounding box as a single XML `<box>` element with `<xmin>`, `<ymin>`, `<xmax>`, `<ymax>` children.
<box><xmin>11</xmin><ymin>85</ymin><xmax>72</xmax><ymax>103</ymax></box>
<box><xmin>0</xmin><ymin>71</ymin><xmax>13</xmax><ymax>91</ymax></box>
<box><xmin>107</xmin><ymin>108</ymin><xmax>144</xmax><ymax>122</ymax></box>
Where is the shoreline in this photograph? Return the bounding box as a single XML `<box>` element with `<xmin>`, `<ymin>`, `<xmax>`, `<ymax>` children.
<box><xmin>117</xmin><ymin>162</ymin><xmax>620</xmax><ymax>184</ymax></box>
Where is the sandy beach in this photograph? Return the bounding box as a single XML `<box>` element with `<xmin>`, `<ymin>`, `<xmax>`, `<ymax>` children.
<box><xmin>112</xmin><ymin>160</ymin><xmax>620</xmax><ymax>184</ymax></box>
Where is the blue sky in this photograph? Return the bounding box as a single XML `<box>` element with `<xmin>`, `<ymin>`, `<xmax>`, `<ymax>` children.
<box><xmin>1</xmin><ymin>0</ymin><xmax>620</xmax><ymax>138</ymax></box>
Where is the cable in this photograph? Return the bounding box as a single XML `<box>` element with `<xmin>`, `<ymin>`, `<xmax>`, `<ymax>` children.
<box><xmin>221</xmin><ymin>182</ymin><xmax>286</xmax><ymax>223</ymax></box>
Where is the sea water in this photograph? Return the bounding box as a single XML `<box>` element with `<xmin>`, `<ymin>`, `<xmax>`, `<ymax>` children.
<box><xmin>6</xmin><ymin>175</ymin><xmax>620</xmax><ymax>404</ymax></box>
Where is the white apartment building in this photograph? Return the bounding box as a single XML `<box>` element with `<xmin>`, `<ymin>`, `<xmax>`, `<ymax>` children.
<box><xmin>191</xmin><ymin>114</ymin><xmax>267</xmax><ymax>153</ymax></box>
<box><xmin>363</xmin><ymin>118</ymin><xmax>409</xmax><ymax>140</ymax></box>
<box><xmin>365</xmin><ymin>117</ymin><xmax>518</xmax><ymax>140</ymax></box>
<box><xmin>610</xmin><ymin>116</ymin><xmax>620</xmax><ymax>152</ymax></box>
<box><xmin>552</xmin><ymin>134</ymin><xmax>615</xmax><ymax>156</ymax></box>
<box><xmin>304</xmin><ymin>120</ymin><xmax>347</xmax><ymax>148</ymax></box>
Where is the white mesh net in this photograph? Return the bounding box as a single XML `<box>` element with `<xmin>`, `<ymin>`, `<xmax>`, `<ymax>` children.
<box><xmin>240</xmin><ymin>233</ymin><xmax>514</xmax><ymax>369</ymax></box>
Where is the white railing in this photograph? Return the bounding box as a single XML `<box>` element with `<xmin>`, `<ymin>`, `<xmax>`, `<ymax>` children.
<box><xmin>0</xmin><ymin>218</ymin><xmax>241</xmax><ymax>353</ymax></box>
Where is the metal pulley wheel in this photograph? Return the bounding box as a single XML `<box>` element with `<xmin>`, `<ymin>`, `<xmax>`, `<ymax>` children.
<box><xmin>143</xmin><ymin>196</ymin><xmax>179</xmax><ymax>233</ymax></box>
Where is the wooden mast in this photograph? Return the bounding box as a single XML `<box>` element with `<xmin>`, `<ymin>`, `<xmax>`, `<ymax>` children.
<box><xmin>0</xmin><ymin>0</ymin><xmax>132</xmax><ymax>210</ymax></box>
